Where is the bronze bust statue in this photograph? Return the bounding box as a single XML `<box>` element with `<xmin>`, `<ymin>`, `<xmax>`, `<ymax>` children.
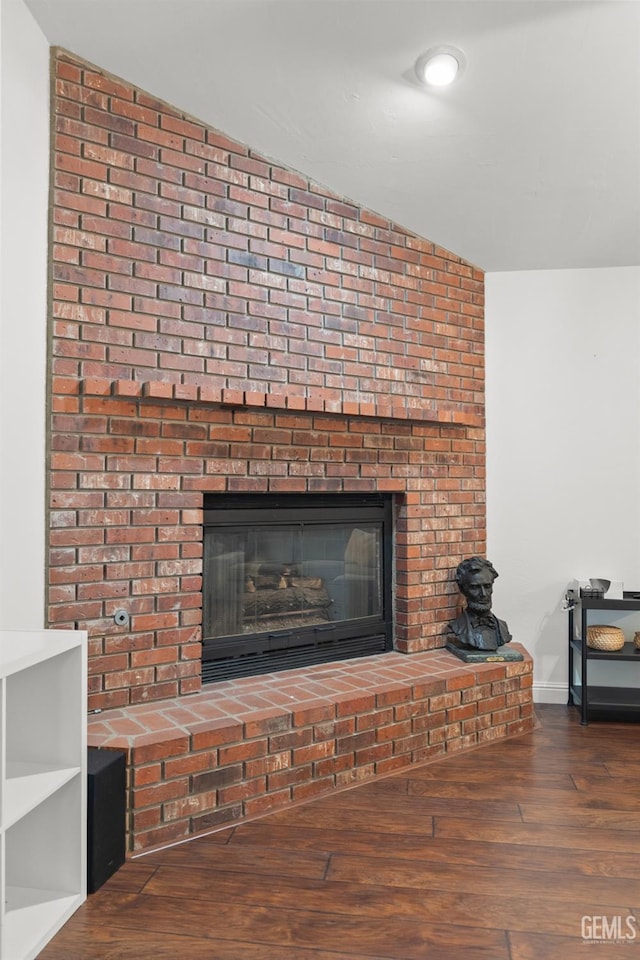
<box><xmin>448</xmin><ymin>557</ymin><xmax>513</xmax><ymax>653</ymax></box>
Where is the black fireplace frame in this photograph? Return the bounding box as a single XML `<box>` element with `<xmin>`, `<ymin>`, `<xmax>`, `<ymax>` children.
<box><xmin>201</xmin><ymin>492</ymin><xmax>394</xmax><ymax>682</ymax></box>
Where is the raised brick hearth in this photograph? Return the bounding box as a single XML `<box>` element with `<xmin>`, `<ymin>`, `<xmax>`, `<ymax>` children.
<box><xmin>89</xmin><ymin>645</ymin><xmax>534</xmax><ymax>852</ymax></box>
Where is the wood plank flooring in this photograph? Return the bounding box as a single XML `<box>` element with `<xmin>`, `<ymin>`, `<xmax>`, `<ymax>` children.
<box><xmin>39</xmin><ymin>704</ymin><xmax>640</xmax><ymax>959</ymax></box>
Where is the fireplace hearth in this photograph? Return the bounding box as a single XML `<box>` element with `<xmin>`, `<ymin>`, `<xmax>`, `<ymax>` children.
<box><xmin>202</xmin><ymin>493</ymin><xmax>394</xmax><ymax>682</ymax></box>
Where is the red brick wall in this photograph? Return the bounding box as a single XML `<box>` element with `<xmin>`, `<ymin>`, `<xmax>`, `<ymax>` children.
<box><xmin>49</xmin><ymin>51</ymin><xmax>487</xmax><ymax>710</ymax></box>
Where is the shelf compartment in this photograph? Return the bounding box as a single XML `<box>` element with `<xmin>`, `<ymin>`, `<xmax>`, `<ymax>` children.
<box><xmin>3</xmin><ymin>768</ymin><xmax>85</xmax><ymax>960</ymax></box>
<box><xmin>570</xmin><ymin>639</ymin><xmax>640</xmax><ymax>662</ymax></box>
<box><xmin>0</xmin><ymin>630</ymin><xmax>86</xmax><ymax>677</ymax></box>
<box><xmin>575</xmin><ymin>592</ymin><xmax>640</xmax><ymax>612</ymax></box>
<box><xmin>3</xmin><ymin>887</ymin><xmax>84</xmax><ymax>960</ymax></box>
<box><xmin>3</xmin><ymin>762</ymin><xmax>82</xmax><ymax>830</ymax></box>
<box><xmin>5</xmin><ymin>647</ymin><xmax>83</xmax><ymax>781</ymax></box>
<box><xmin>570</xmin><ymin>683</ymin><xmax>640</xmax><ymax>714</ymax></box>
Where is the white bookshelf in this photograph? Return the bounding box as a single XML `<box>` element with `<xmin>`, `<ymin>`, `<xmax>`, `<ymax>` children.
<box><xmin>0</xmin><ymin>629</ymin><xmax>87</xmax><ymax>960</ymax></box>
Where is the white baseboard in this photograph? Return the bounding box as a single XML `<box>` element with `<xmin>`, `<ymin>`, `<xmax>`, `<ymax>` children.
<box><xmin>533</xmin><ymin>682</ymin><xmax>567</xmax><ymax>704</ymax></box>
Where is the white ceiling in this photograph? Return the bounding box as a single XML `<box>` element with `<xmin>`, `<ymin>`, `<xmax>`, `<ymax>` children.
<box><xmin>26</xmin><ymin>0</ymin><xmax>640</xmax><ymax>272</ymax></box>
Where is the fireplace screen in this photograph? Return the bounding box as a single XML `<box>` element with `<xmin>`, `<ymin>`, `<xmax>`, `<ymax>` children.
<box><xmin>202</xmin><ymin>494</ymin><xmax>393</xmax><ymax>681</ymax></box>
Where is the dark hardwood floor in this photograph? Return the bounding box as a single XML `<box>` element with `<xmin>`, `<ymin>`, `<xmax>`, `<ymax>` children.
<box><xmin>40</xmin><ymin>704</ymin><xmax>640</xmax><ymax>959</ymax></box>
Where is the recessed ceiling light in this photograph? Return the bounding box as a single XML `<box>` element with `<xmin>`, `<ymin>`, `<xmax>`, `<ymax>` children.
<box><xmin>415</xmin><ymin>46</ymin><xmax>466</xmax><ymax>88</ymax></box>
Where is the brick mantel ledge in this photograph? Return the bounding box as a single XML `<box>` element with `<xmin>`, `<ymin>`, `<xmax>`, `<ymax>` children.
<box><xmin>74</xmin><ymin>377</ymin><xmax>485</xmax><ymax>428</ymax></box>
<box><xmin>87</xmin><ymin>645</ymin><xmax>534</xmax><ymax>853</ymax></box>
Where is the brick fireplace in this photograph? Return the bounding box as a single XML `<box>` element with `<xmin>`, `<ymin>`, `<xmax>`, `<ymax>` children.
<box><xmin>48</xmin><ymin>51</ymin><xmax>534</xmax><ymax>851</ymax></box>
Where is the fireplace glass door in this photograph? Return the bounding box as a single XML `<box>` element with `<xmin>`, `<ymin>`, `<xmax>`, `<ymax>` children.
<box><xmin>202</xmin><ymin>494</ymin><xmax>393</xmax><ymax>681</ymax></box>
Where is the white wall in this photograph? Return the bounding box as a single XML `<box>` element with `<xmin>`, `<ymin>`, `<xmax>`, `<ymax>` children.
<box><xmin>0</xmin><ymin>0</ymin><xmax>50</xmax><ymax>627</ymax></box>
<box><xmin>485</xmin><ymin>267</ymin><xmax>640</xmax><ymax>701</ymax></box>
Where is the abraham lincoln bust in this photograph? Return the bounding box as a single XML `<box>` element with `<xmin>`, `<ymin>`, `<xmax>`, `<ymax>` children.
<box><xmin>447</xmin><ymin>557</ymin><xmax>522</xmax><ymax>662</ymax></box>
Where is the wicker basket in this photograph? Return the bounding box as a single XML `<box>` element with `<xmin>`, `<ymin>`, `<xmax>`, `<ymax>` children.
<box><xmin>634</xmin><ymin>632</ymin><xmax>640</xmax><ymax>650</ymax></box>
<box><xmin>586</xmin><ymin>625</ymin><xmax>625</xmax><ymax>651</ymax></box>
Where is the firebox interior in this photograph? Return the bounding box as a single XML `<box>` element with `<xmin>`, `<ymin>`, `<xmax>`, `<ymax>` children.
<box><xmin>202</xmin><ymin>493</ymin><xmax>394</xmax><ymax>681</ymax></box>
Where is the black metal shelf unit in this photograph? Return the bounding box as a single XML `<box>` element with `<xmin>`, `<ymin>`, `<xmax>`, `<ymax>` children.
<box><xmin>568</xmin><ymin>592</ymin><xmax>640</xmax><ymax>725</ymax></box>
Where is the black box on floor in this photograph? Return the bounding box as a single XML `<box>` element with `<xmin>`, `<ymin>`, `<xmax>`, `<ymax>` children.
<box><xmin>87</xmin><ymin>747</ymin><xmax>126</xmax><ymax>893</ymax></box>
